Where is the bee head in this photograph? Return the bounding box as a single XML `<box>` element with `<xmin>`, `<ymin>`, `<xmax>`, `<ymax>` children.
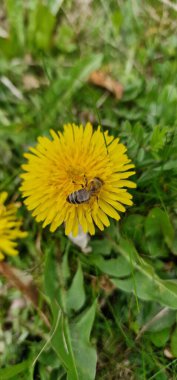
<box><xmin>90</xmin><ymin>177</ymin><xmax>103</xmax><ymax>193</ymax></box>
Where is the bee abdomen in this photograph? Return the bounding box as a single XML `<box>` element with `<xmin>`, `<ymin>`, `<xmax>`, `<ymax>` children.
<box><xmin>67</xmin><ymin>189</ymin><xmax>90</xmax><ymax>204</ymax></box>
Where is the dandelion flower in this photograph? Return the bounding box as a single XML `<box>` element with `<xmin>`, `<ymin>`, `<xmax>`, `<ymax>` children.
<box><xmin>20</xmin><ymin>123</ymin><xmax>136</xmax><ymax>236</ymax></box>
<box><xmin>0</xmin><ymin>192</ymin><xmax>27</xmax><ymax>260</ymax></box>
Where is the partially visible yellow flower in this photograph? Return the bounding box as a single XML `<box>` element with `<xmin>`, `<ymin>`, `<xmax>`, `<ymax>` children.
<box><xmin>20</xmin><ymin>123</ymin><xmax>136</xmax><ymax>236</ymax></box>
<box><xmin>0</xmin><ymin>192</ymin><xmax>27</xmax><ymax>260</ymax></box>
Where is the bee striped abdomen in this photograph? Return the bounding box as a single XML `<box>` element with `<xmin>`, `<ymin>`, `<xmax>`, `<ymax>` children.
<box><xmin>67</xmin><ymin>189</ymin><xmax>90</xmax><ymax>204</ymax></box>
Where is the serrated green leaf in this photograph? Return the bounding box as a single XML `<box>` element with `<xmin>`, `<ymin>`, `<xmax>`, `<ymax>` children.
<box><xmin>150</xmin><ymin>125</ymin><xmax>167</xmax><ymax>153</ymax></box>
<box><xmin>51</xmin><ymin>301</ymin><xmax>97</xmax><ymax>380</ymax></box>
<box><xmin>112</xmin><ymin>239</ymin><xmax>177</xmax><ymax>309</ymax></box>
<box><xmin>71</xmin><ymin>300</ymin><xmax>97</xmax><ymax>380</ymax></box>
<box><xmin>91</xmin><ymin>255</ymin><xmax>131</xmax><ymax>277</ymax></box>
<box><xmin>51</xmin><ymin>305</ymin><xmax>79</xmax><ymax>380</ymax></box>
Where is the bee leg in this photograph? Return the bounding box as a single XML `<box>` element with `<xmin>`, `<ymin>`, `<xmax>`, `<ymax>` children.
<box><xmin>72</xmin><ymin>179</ymin><xmax>84</xmax><ymax>188</ymax></box>
<box><xmin>83</xmin><ymin>174</ymin><xmax>88</xmax><ymax>187</ymax></box>
<box><xmin>96</xmin><ymin>195</ymin><xmax>99</xmax><ymax>206</ymax></box>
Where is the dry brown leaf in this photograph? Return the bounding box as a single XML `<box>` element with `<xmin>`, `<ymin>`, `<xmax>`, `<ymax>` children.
<box><xmin>91</xmin><ymin>275</ymin><xmax>116</xmax><ymax>296</ymax></box>
<box><xmin>164</xmin><ymin>348</ymin><xmax>174</xmax><ymax>359</ymax></box>
<box><xmin>99</xmin><ymin>275</ymin><xmax>116</xmax><ymax>295</ymax></box>
<box><xmin>89</xmin><ymin>70</ymin><xmax>123</xmax><ymax>100</ymax></box>
<box><xmin>0</xmin><ymin>262</ymin><xmax>50</xmax><ymax>328</ymax></box>
<box><xmin>22</xmin><ymin>74</ymin><xmax>41</xmax><ymax>90</ymax></box>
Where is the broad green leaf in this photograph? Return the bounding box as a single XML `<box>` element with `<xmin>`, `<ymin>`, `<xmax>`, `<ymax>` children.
<box><xmin>122</xmin><ymin>214</ymin><xmax>145</xmax><ymax>245</ymax></box>
<box><xmin>90</xmin><ymin>238</ymin><xmax>113</xmax><ymax>256</ymax></box>
<box><xmin>71</xmin><ymin>300</ymin><xmax>97</xmax><ymax>380</ymax></box>
<box><xmin>39</xmin><ymin>349</ymin><xmax>61</xmax><ymax>368</ymax></box>
<box><xmin>72</xmin><ymin>300</ymin><xmax>97</xmax><ymax>343</ymax></box>
<box><xmin>171</xmin><ymin>327</ymin><xmax>177</xmax><ymax>357</ymax></box>
<box><xmin>171</xmin><ymin>236</ymin><xmax>177</xmax><ymax>256</ymax></box>
<box><xmin>163</xmin><ymin>160</ymin><xmax>177</xmax><ymax>171</ymax></box>
<box><xmin>113</xmin><ymin>272</ymin><xmax>154</xmax><ymax>301</ymax></box>
<box><xmin>66</xmin><ymin>262</ymin><xmax>86</xmax><ymax>312</ymax></box>
<box><xmin>51</xmin><ymin>301</ymin><xmax>97</xmax><ymax>380</ymax></box>
<box><xmin>91</xmin><ymin>255</ymin><xmax>131</xmax><ymax>277</ymax></box>
<box><xmin>140</xmin><ymin>308</ymin><xmax>176</xmax><ymax>332</ymax></box>
<box><xmin>145</xmin><ymin>208</ymin><xmax>174</xmax><ymax>249</ymax></box>
<box><xmin>112</xmin><ymin>239</ymin><xmax>177</xmax><ymax>309</ymax></box>
<box><xmin>0</xmin><ymin>360</ymin><xmax>30</xmax><ymax>380</ymax></box>
<box><xmin>51</xmin><ymin>304</ymin><xmax>79</xmax><ymax>380</ymax></box>
<box><xmin>146</xmin><ymin>238</ymin><xmax>168</xmax><ymax>258</ymax></box>
<box><xmin>150</xmin><ymin>328</ymin><xmax>170</xmax><ymax>348</ymax></box>
<box><xmin>149</xmin><ymin>310</ymin><xmax>176</xmax><ymax>331</ymax></box>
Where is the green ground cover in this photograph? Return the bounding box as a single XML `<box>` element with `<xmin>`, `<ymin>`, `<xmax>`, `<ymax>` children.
<box><xmin>1</xmin><ymin>0</ymin><xmax>177</xmax><ymax>379</ymax></box>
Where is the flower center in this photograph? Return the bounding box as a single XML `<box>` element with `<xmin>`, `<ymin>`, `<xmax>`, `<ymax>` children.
<box><xmin>66</xmin><ymin>167</ymin><xmax>88</xmax><ymax>189</ymax></box>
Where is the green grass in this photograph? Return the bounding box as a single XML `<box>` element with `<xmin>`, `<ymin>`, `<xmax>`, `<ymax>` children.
<box><xmin>1</xmin><ymin>0</ymin><xmax>177</xmax><ymax>379</ymax></box>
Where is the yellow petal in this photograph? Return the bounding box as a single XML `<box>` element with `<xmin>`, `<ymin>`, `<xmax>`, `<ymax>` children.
<box><xmin>0</xmin><ymin>252</ymin><xmax>5</xmax><ymax>260</ymax></box>
<box><xmin>0</xmin><ymin>192</ymin><xmax>8</xmax><ymax>204</ymax></box>
<box><xmin>114</xmin><ymin>180</ymin><xmax>137</xmax><ymax>188</ymax></box>
<box><xmin>97</xmin><ymin>208</ymin><xmax>110</xmax><ymax>227</ymax></box>
<box><xmin>78</xmin><ymin>207</ymin><xmax>88</xmax><ymax>233</ymax></box>
<box><xmin>99</xmin><ymin>199</ymin><xmax>120</xmax><ymax>220</ymax></box>
<box><xmin>92</xmin><ymin>212</ymin><xmax>104</xmax><ymax>231</ymax></box>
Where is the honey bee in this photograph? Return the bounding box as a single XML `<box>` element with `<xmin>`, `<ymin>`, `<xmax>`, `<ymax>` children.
<box><xmin>66</xmin><ymin>177</ymin><xmax>103</xmax><ymax>204</ymax></box>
